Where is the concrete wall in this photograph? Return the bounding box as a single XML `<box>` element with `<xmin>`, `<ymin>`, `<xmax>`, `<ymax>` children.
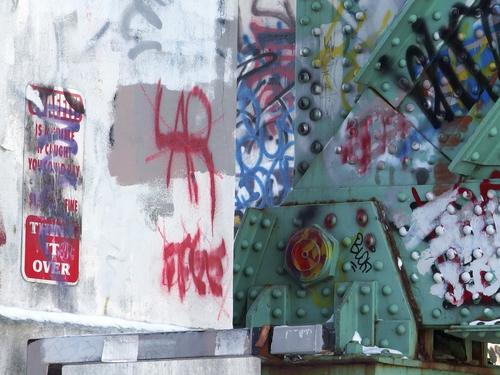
<box><xmin>62</xmin><ymin>358</ymin><xmax>260</xmax><ymax>375</ymax></box>
<box><xmin>0</xmin><ymin>0</ymin><xmax>236</xmax><ymax>329</ymax></box>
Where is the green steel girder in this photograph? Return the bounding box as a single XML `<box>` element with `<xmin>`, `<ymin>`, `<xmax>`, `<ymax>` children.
<box><xmin>294</xmin><ymin>0</ymin><xmax>405</xmax><ymax>179</ymax></box>
<box><xmin>234</xmin><ymin>201</ymin><xmax>417</xmax><ymax>356</ymax></box>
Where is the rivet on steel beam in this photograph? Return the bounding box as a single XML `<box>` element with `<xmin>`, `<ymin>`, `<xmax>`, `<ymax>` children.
<box><xmin>489</xmin><ymin>127</ymin><xmax>498</xmax><ymax>137</ymax></box>
<box><xmin>272</xmin><ymin>308</ymin><xmax>283</xmax><ymax>318</ymax></box>
<box><xmin>471</xmin><ymin>151</ymin><xmax>480</xmax><ymax>161</ymax></box>
<box><xmin>234</xmin><ymin>264</ymin><xmax>241</xmax><ymax>273</ymax></box>
<box><xmin>343</xmin><ymin>24</ymin><xmax>353</xmax><ymax>34</ymax></box>
<box><xmin>472</xmin><ymin>248</ymin><xmax>483</xmax><ymax>259</ymax></box>
<box><xmin>337</xmin><ymin>284</ymin><xmax>347</xmax><ymax>296</ymax></box>
<box><xmin>382</xmin><ymin>285</ymin><xmax>392</xmax><ymax>296</ymax></box>
<box><xmin>342</xmin><ymin>237</ymin><xmax>352</xmax><ymax>247</ymax></box>
<box><xmin>388</xmin><ymin>304</ymin><xmax>399</xmax><ymax>315</ymax></box>
<box><xmin>311</xmin><ymin>1</ymin><xmax>322</xmax><ymax>11</ymax></box>
<box><xmin>324</xmin><ymin>213</ymin><xmax>337</xmax><ymax>229</ymax></box>
<box><xmin>433</xmin><ymin>273</ymin><xmax>444</xmax><ymax>283</ymax></box>
<box><xmin>360</xmin><ymin>304</ymin><xmax>370</xmax><ymax>314</ymax></box>
<box><xmin>298</xmin><ymin>70</ymin><xmax>311</xmax><ymax>82</ymax></box>
<box><xmin>379</xmin><ymin>339</ymin><xmax>389</xmax><ymax>347</ymax></box>
<box><xmin>322</xmin><ymin>287</ymin><xmax>331</xmax><ymax>297</ymax></box>
<box><xmin>398</xmin><ymin>59</ymin><xmax>407</xmax><ymax>68</ymax></box>
<box><xmin>355</xmin><ymin>11</ymin><xmax>365</xmax><ymax>21</ymax></box>
<box><xmin>433</xmin><ymin>11</ymin><xmax>441</xmax><ymax>20</ymax></box>
<box><xmin>396</xmin><ymin>324</ymin><xmax>406</xmax><ymax>335</ymax></box>
<box><xmin>397</xmin><ymin>192</ymin><xmax>407</xmax><ymax>202</ymax></box>
<box><xmin>298</xmin><ymin>122</ymin><xmax>310</xmax><ymax>136</ymax></box>
<box><xmin>272</xmin><ymin>288</ymin><xmax>282</xmax><ymax>299</ymax></box>
<box><xmin>244</xmin><ymin>267</ymin><xmax>254</xmax><ymax>276</ymax></box>
<box><xmin>356</xmin><ymin>209</ymin><xmax>368</xmax><ymax>226</ymax></box>
<box><xmin>354</xmin><ymin>43</ymin><xmax>363</xmax><ymax>53</ymax></box>
<box><xmin>296</xmin><ymin>289</ymin><xmax>307</xmax><ymax>298</ymax></box>
<box><xmin>432</xmin><ymin>308</ymin><xmax>442</xmax><ymax>318</ymax></box>
<box><xmin>408</xmin><ymin>14</ymin><xmax>417</xmax><ymax>24</ymax></box>
<box><xmin>343</xmin><ymin>0</ymin><xmax>352</xmax><ymax>9</ymax></box>
<box><xmin>300</xmin><ymin>47</ymin><xmax>311</xmax><ymax>57</ymax></box>
<box><xmin>364</xmin><ymin>234</ymin><xmax>376</xmax><ymax>250</ymax></box>
<box><xmin>241</xmin><ymin>240</ymin><xmax>249</xmax><ymax>249</ymax></box>
<box><xmin>391</xmin><ymin>37</ymin><xmax>400</xmax><ymax>46</ymax></box>
<box><xmin>360</xmin><ymin>285</ymin><xmax>371</xmax><ymax>295</ymax></box>
<box><xmin>321</xmin><ymin>308</ymin><xmax>330</xmax><ymax>317</ymax></box>
<box><xmin>311</xmin><ymin>82</ymin><xmax>323</xmax><ymax>95</ymax></box>
<box><xmin>310</xmin><ymin>108</ymin><xmax>323</xmax><ymax>121</ymax></box>
<box><xmin>298</xmin><ymin>97</ymin><xmax>311</xmax><ymax>110</ymax></box>
<box><xmin>300</xmin><ymin>17</ymin><xmax>310</xmax><ymax>26</ymax></box>
<box><xmin>235</xmin><ymin>291</ymin><xmax>245</xmax><ymax>301</ymax></box>
<box><xmin>253</xmin><ymin>242</ymin><xmax>263</xmax><ymax>251</ymax></box>
<box><xmin>341</xmin><ymin>83</ymin><xmax>351</xmax><ymax>92</ymax></box>
<box><xmin>410</xmin><ymin>273</ymin><xmax>419</xmax><ymax>283</ymax></box>
<box><xmin>261</xmin><ymin>218</ymin><xmax>271</xmax><ymax>228</ymax></box>
<box><xmin>296</xmin><ymin>308</ymin><xmax>306</xmax><ymax>318</ymax></box>
<box><xmin>373</xmin><ymin>260</ymin><xmax>383</xmax><ymax>271</ymax></box>
<box><xmin>460</xmin><ymin>307</ymin><xmax>470</xmax><ymax>317</ymax></box>
<box><xmin>312</xmin><ymin>27</ymin><xmax>321</xmax><ymax>37</ymax></box>
<box><xmin>381</xmin><ymin>82</ymin><xmax>390</xmax><ymax>92</ymax></box>
<box><xmin>298</xmin><ymin>161</ymin><xmax>309</xmax><ymax>174</ymax></box>
<box><xmin>411</xmin><ymin>251</ymin><xmax>420</xmax><ymax>260</ymax></box>
<box><xmin>277</xmin><ymin>241</ymin><xmax>286</xmax><ymax>251</ymax></box>
<box><xmin>342</xmin><ymin>262</ymin><xmax>352</xmax><ymax>272</ymax></box>
<box><xmin>484</xmin><ymin>308</ymin><xmax>494</xmax><ymax>319</ymax></box>
<box><xmin>249</xmin><ymin>216</ymin><xmax>258</xmax><ymax>225</ymax></box>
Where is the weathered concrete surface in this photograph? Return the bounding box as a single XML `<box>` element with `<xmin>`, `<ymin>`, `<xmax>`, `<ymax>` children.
<box><xmin>62</xmin><ymin>357</ymin><xmax>261</xmax><ymax>375</ymax></box>
<box><xmin>0</xmin><ymin>0</ymin><xmax>236</xmax><ymax>329</ymax></box>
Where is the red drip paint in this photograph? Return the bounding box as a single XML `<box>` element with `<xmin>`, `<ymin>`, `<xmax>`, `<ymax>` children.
<box><xmin>160</xmin><ymin>226</ymin><xmax>226</xmax><ymax>302</ymax></box>
<box><xmin>0</xmin><ymin>216</ymin><xmax>5</xmax><ymax>247</ymax></box>
<box><xmin>479</xmin><ymin>171</ymin><xmax>500</xmax><ymax>205</ymax></box>
<box><xmin>144</xmin><ymin>81</ymin><xmax>217</xmax><ymax>230</ymax></box>
<box><xmin>411</xmin><ymin>187</ymin><xmax>427</xmax><ymax>208</ymax></box>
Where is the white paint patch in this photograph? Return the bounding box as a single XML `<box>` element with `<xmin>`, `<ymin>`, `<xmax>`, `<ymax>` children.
<box><xmin>409</xmin><ymin>188</ymin><xmax>500</xmax><ymax>306</ymax></box>
<box><xmin>351</xmin><ymin>331</ymin><xmax>403</xmax><ymax>355</ymax></box>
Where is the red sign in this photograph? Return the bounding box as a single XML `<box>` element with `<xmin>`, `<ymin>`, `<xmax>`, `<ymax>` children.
<box><xmin>22</xmin><ymin>85</ymin><xmax>85</xmax><ymax>285</ymax></box>
<box><xmin>22</xmin><ymin>216</ymin><xmax>79</xmax><ymax>284</ymax></box>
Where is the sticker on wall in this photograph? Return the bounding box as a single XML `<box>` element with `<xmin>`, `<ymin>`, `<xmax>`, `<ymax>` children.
<box><xmin>21</xmin><ymin>85</ymin><xmax>85</xmax><ymax>285</ymax></box>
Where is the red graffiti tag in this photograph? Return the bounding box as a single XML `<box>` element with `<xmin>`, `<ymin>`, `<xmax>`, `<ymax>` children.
<box><xmin>159</xmin><ymin>226</ymin><xmax>226</xmax><ymax>302</ymax></box>
<box><xmin>143</xmin><ymin>81</ymin><xmax>217</xmax><ymax>229</ymax></box>
<box><xmin>341</xmin><ymin>112</ymin><xmax>411</xmax><ymax>174</ymax></box>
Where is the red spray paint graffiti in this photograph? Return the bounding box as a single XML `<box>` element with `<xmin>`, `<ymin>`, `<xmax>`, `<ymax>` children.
<box><xmin>341</xmin><ymin>111</ymin><xmax>411</xmax><ymax>174</ymax></box>
<box><xmin>159</xmin><ymin>225</ymin><xmax>226</xmax><ymax>302</ymax></box>
<box><xmin>142</xmin><ymin>81</ymin><xmax>228</xmax><ymax>305</ymax></box>
<box><xmin>143</xmin><ymin>81</ymin><xmax>217</xmax><ymax>229</ymax></box>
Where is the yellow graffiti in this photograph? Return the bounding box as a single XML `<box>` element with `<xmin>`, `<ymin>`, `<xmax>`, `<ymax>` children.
<box><xmin>316</xmin><ymin>8</ymin><xmax>393</xmax><ymax>113</ymax></box>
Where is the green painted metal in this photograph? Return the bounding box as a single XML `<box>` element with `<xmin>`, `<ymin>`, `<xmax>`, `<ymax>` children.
<box><xmin>262</xmin><ymin>357</ymin><xmax>500</xmax><ymax>375</ymax></box>
<box><xmin>234</xmin><ymin>0</ymin><xmax>500</xmax><ymax>370</ymax></box>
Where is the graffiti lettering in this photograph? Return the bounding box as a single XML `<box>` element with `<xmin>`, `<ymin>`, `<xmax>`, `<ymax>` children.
<box><xmin>143</xmin><ymin>81</ymin><xmax>217</xmax><ymax>229</ymax></box>
<box><xmin>349</xmin><ymin>233</ymin><xmax>373</xmax><ymax>273</ymax></box>
<box><xmin>159</xmin><ymin>226</ymin><xmax>226</xmax><ymax>301</ymax></box>
<box><xmin>236</xmin><ymin>0</ymin><xmax>295</xmax><ymax>219</ymax></box>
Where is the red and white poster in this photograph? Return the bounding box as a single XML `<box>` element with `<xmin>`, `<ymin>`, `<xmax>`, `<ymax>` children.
<box><xmin>21</xmin><ymin>85</ymin><xmax>85</xmax><ymax>285</ymax></box>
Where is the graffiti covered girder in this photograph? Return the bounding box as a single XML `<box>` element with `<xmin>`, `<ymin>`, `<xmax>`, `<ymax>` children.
<box><xmin>234</xmin><ymin>0</ymin><xmax>500</xmax><ymax>366</ymax></box>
